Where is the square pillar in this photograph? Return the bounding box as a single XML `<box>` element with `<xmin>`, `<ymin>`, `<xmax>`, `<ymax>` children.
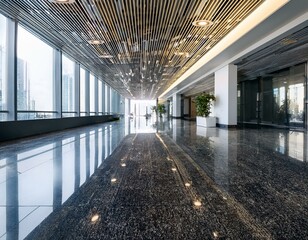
<box><xmin>94</xmin><ymin>76</ymin><xmax>98</xmax><ymax>115</ymax></box>
<box><xmin>102</xmin><ymin>82</ymin><xmax>105</xmax><ymax>114</ymax></box>
<box><xmin>125</xmin><ymin>98</ymin><xmax>130</xmax><ymax>116</ymax></box>
<box><xmin>214</xmin><ymin>64</ymin><xmax>237</xmax><ymax>127</ymax></box>
<box><xmin>106</xmin><ymin>85</ymin><xmax>110</xmax><ymax>113</ymax></box>
<box><xmin>172</xmin><ymin>93</ymin><xmax>181</xmax><ymax>118</ymax></box>
<box><xmin>74</xmin><ymin>63</ymin><xmax>80</xmax><ymax>116</ymax></box>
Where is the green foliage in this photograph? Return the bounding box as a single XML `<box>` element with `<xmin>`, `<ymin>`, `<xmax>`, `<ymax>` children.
<box><xmin>150</xmin><ymin>104</ymin><xmax>166</xmax><ymax>117</ymax></box>
<box><xmin>157</xmin><ymin>103</ymin><xmax>166</xmax><ymax>117</ymax></box>
<box><xmin>194</xmin><ymin>93</ymin><xmax>216</xmax><ymax>117</ymax></box>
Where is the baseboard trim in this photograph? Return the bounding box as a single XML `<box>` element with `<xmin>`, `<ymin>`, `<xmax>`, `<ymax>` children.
<box><xmin>216</xmin><ymin>123</ymin><xmax>237</xmax><ymax>129</ymax></box>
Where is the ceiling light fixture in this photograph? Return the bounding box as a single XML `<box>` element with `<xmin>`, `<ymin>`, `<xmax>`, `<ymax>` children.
<box><xmin>174</xmin><ymin>52</ymin><xmax>190</xmax><ymax>57</ymax></box>
<box><xmin>49</xmin><ymin>0</ymin><xmax>75</xmax><ymax>3</ymax></box>
<box><xmin>192</xmin><ymin>19</ymin><xmax>213</xmax><ymax>27</ymax></box>
<box><xmin>99</xmin><ymin>54</ymin><xmax>113</xmax><ymax>58</ymax></box>
<box><xmin>88</xmin><ymin>40</ymin><xmax>104</xmax><ymax>45</ymax></box>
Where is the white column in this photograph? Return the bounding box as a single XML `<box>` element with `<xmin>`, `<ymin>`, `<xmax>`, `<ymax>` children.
<box><xmin>110</xmin><ymin>88</ymin><xmax>114</xmax><ymax>113</ymax></box>
<box><xmin>7</xmin><ymin>19</ymin><xmax>17</xmax><ymax>121</ymax></box>
<box><xmin>172</xmin><ymin>94</ymin><xmax>181</xmax><ymax>118</ymax></box>
<box><xmin>85</xmin><ymin>71</ymin><xmax>90</xmax><ymax>116</ymax></box>
<box><xmin>115</xmin><ymin>91</ymin><xmax>118</xmax><ymax>113</ymax></box>
<box><xmin>74</xmin><ymin>63</ymin><xmax>80</xmax><ymax>116</ymax></box>
<box><xmin>94</xmin><ymin>76</ymin><xmax>98</xmax><ymax>115</ymax></box>
<box><xmin>120</xmin><ymin>95</ymin><xmax>125</xmax><ymax>114</ymax></box>
<box><xmin>214</xmin><ymin>64</ymin><xmax>237</xmax><ymax>127</ymax></box>
<box><xmin>125</xmin><ymin>98</ymin><xmax>130</xmax><ymax>116</ymax></box>
<box><xmin>102</xmin><ymin>82</ymin><xmax>105</xmax><ymax>114</ymax></box>
<box><xmin>106</xmin><ymin>85</ymin><xmax>110</xmax><ymax>113</ymax></box>
<box><xmin>53</xmin><ymin>49</ymin><xmax>62</xmax><ymax>118</ymax></box>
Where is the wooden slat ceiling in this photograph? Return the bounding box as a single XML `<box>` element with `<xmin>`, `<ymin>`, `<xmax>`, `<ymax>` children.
<box><xmin>0</xmin><ymin>0</ymin><xmax>264</xmax><ymax>99</ymax></box>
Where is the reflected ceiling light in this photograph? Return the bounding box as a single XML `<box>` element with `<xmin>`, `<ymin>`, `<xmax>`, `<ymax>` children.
<box><xmin>49</xmin><ymin>0</ymin><xmax>75</xmax><ymax>3</ymax></box>
<box><xmin>91</xmin><ymin>214</ymin><xmax>100</xmax><ymax>222</ymax></box>
<box><xmin>88</xmin><ymin>40</ymin><xmax>104</xmax><ymax>45</ymax></box>
<box><xmin>185</xmin><ymin>183</ymin><xmax>191</xmax><ymax>187</ymax></box>
<box><xmin>213</xmin><ymin>231</ymin><xmax>219</xmax><ymax>238</ymax></box>
<box><xmin>121</xmin><ymin>163</ymin><xmax>126</xmax><ymax>167</ymax></box>
<box><xmin>193</xmin><ymin>200</ymin><xmax>202</xmax><ymax>207</ymax></box>
<box><xmin>171</xmin><ymin>168</ymin><xmax>177</xmax><ymax>172</ymax></box>
<box><xmin>111</xmin><ymin>178</ymin><xmax>117</xmax><ymax>183</ymax></box>
<box><xmin>192</xmin><ymin>19</ymin><xmax>213</xmax><ymax>27</ymax></box>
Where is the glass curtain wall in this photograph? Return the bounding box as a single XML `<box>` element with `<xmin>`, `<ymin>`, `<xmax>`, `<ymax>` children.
<box><xmin>238</xmin><ymin>63</ymin><xmax>307</xmax><ymax>128</ymax></box>
<box><xmin>62</xmin><ymin>55</ymin><xmax>75</xmax><ymax>117</ymax></box>
<box><xmin>0</xmin><ymin>15</ymin><xmax>117</xmax><ymax>122</ymax></box>
<box><xmin>17</xmin><ymin>26</ymin><xmax>54</xmax><ymax>120</ymax></box>
<box><xmin>0</xmin><ymin>14</ymin><xmax>7</xmax><ymax>121</ymax></box>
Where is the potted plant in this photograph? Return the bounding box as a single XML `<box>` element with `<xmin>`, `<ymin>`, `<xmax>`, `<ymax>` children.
<box><xmin>194</xmin><ymin>92</ymin><xmax>216</xmax><ymax>127</ymax></box>
<box><xmin>157</xmin><ymin>103</ymin><xmax>166</xmax><ymax>117</ymax></box>
<box><xmin>152</xmin><ymin>103</ymin><xmax>166</xmax><ymax>118</ymax></box>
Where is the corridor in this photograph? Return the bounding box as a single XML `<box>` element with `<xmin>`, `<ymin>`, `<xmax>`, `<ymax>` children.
<box><xmin>1</xmin><ymin>118</ymin><xmax>308</xmax><ymax>239</ymax></box>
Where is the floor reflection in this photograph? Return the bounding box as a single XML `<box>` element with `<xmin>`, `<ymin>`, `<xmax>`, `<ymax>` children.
<box><xmin>0</xmin><ymin>118</ymin><xmax>307</xmax><ymax>239</ymax></box>
<box><xmin>169</xmin><ymin>119</ymin><xmax>308</xmax><ymax>163</ymax></box>
<box><xmin>0</xmin><ymin>121</ymin><xmax>125</xmax><ymax>240</ymax></box>
<box><xmin>126</xmin><ymin>116</ymin><xmax>172</xmax><ymax>133</ymax></box>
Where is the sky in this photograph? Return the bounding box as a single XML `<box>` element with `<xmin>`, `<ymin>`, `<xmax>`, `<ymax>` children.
<box><xmin>18</xmin><ymin>26</ymin><xmax>54</xmax><ymax>110</ymax></box>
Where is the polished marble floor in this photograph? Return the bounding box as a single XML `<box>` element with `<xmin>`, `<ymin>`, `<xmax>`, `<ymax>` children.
<box><xmin>0</xmin><ymin>117</ymin><xmax>307</xmax><ymax>239</ymax></box>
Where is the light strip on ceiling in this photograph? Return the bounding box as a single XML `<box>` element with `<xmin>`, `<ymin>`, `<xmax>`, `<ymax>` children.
<box><xmin>159</xmin><ymin>0</ymin><xmax>290</xmax><ymax>99</ymax></box>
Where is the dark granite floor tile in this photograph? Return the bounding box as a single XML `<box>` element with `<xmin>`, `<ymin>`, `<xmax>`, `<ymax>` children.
<box><xmin>4</xmin><ymin>119</ymin><xmax>307</xmax><ymax>239</ymax></box>
<box><xmin>166</xmin><ymin>121</ymin><xmax>308</xmax><ymax>239</ymax></box>
<box><xmin>26</xmin><ymin>132</ymin><xmax>270</xmax><ymax>240</ymax></box>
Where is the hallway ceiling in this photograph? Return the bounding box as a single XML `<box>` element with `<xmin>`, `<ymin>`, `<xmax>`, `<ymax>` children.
<box><xmin>179</xmin><ymin>26</ymin><xmax>308</xmax><ymax>97</ymax></box>
<box><xmin>237</xmin><ymin>26</ymin><xmax>308</xmax><ymax>80</ymax></box>
<box><xmin>0</xmin><ymin>0</ymin><xmax>264</xmax><ymax>99</ymax></box>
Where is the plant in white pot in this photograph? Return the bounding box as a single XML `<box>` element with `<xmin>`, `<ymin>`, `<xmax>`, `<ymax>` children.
<box><xmin>195</xmin><ymin>93</ymin><xmax>216</xmax><ymax>127</ymax></box>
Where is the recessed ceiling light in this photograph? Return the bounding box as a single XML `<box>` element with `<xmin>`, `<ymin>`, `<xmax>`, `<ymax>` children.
<box><xmin>49</xmin><ymin>0</ymin><xmax>75</xmax><ymax>3</ymax></box>
<box><xmin>192</xmin><ymin>20</ymin><xmax>213</xmax><ymax>27</ymax></box>
<box><xmin>174</xmin><ymin>52</ymin><xmax>189</xmax><ymax>57</ymax></box>
<box><xmin>99</xmin><ymin>54</ymin><xmax>113</xmax><ymax>58</ymax></box>
<box><xmin>88</xmin><ymin>40</ymin><xmax>104</xmax><ymax>45</ymax></box>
